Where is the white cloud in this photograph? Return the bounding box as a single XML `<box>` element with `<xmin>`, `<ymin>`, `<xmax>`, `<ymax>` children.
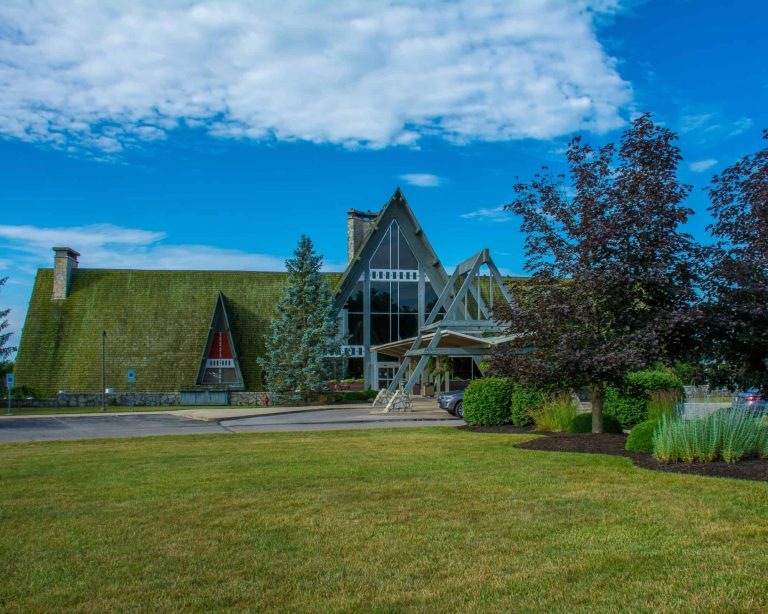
<box><xmin>728</xmin><ymin>117</ymin><xmax>753</xmax><ymax>137</ymax></box>
<box><xmin>680</xmin><ymin>114</ymin><xmax>714</xmax><ymax>134</ymax></box>
<box><xmin>0</xmin><ymin>223</ymin><xmax>293</xmax><ymax>271</ymax></box>
<box><xmin>460</xmin><ymin>206</ymin><xmax>512</xmax><ymax>223</ymax></box>
<box><xmin>399</xmin><ymin>173</ymin><xmax>442</xmax><ymax>188</ymax></box>
<box><xmin>0</xmin><ymin>1</ymin><xmax>632</xmax><ymax>153</ymax></box>
<box><xmin>679</xmin><ymin>112</ymin><xmax>754</xmax><ymax>142</ymax></box>
<box><xmin>0</xmin><ymin>224</ymin><xmax>166</xmax><ymax>251</ymax></box>
<box><xmin>689</xmin><ymin>159</ymin><xmax>717</xmax><ymax>173</ymax></box>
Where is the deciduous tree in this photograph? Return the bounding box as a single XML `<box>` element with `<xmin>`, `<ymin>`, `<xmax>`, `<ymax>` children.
<box><xmin>704</xmin><ymin>130</ymin><xmax>768</xmax><ymax>391</ymax></box>
<box><xmin>491</xmin><ymin>114</ymin><xmax>697</xmax><ymax>432</ymax></box>
<box><xmin>0</xmin><ymin>277</ymin><xmax>16</xmax><ymax>361</ymax></box>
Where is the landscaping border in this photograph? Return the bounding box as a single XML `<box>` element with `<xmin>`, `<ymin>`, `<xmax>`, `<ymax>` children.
<box><xmin>459</xmin><ymin>425</ymin><xmax>768</xmax><ymax>482</ymax></box>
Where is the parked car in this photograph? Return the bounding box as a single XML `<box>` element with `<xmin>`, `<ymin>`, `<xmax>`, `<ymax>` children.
<box><xmin>438</xmin><ymin>390</ymin><xmax>464</xmax><ymax>418</ymax></box>
<box><xmin>734</xmin><ymin>388</ymin><xmax>767</xmax><ymax>413</ymax></box>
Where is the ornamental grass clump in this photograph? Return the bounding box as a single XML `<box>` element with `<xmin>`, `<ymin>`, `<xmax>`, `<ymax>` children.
<box><xmin>653</xmin><ymin>409</ymin><xmax>768</xmax><ymax>464</ymax></box>
<box><xmin>647</xmin><ymin>390</ymin><xmax>681</xmax><ymax>422</ymax></box>
<box><xmin>530</xmin><ymin>393</ymin><xmax>577</xmax><ymax>432</ymax></box>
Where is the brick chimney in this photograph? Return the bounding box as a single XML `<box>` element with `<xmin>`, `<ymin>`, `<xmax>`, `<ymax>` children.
<box><xmin>52</xmin><ymin>247</ymin><xmax>80</xmax><ymax>300</ymax></box>
<box><xmin>347</xmin><ymin>209</ymin><xmax>377</xmax><ymax>262</ymax></box>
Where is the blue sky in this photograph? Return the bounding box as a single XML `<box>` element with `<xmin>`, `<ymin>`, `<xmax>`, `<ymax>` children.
<box><xmin>1</xmin><ymin>0</ymin><xmax>767</xmax><ymax>351</ymax></box>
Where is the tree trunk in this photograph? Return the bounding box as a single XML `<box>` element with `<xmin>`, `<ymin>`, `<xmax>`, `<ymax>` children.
<box><xmin>591</xmin><ymin>383</ymin><xmax>605</xmax><ymax>434</ymax></box>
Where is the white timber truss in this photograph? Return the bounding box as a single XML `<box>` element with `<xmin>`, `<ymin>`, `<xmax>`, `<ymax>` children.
<box><xmin>381</xmin><ymin>248</ymin><xmax>516</xmax><ymax>400</ymax></box>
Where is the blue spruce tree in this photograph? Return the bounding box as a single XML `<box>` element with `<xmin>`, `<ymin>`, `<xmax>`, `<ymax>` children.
<box><xmin>260</xmin><ymin>236</ymin><xmax>340</xmax><ymax>401</ymax></box>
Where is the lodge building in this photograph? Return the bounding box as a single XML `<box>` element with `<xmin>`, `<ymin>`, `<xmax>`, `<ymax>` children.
<box><xmin>14</xmin><ymin>189</ymin><xmax>516</xmax><ymax>398</ymax></box>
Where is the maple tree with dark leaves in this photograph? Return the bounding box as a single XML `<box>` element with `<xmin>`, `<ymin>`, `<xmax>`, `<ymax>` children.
<box><xmin>703</xmin><ymin>130</ymin><xmax>768</xmax><ymax>392</ymax></box>
<box><xmin>491</xmin><ymin>114</ymin><xmax>698</xmax><ymax>433</ymax></box>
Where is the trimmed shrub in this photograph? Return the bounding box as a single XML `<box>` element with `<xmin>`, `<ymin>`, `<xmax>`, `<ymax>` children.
<box><xmin>530</xmin><ymin>393</ymin><xmax>577</xmax><ymax>432</ymax></box>
<box><xmin>625</xmin><ymin>419</ymin><xmax>657</xmax><ymax>452</ymax></box>
<box><xmin>568</xmin><ymin>412</ymin><xmax>623</xmax><ymax>434</ymax></box>
<box><xmin>462</xmin><ymin>377</ymin><xmax>513</xmax><ymax>426</ymax></box>
<box><xmin>338</xmin><ymin>389</ymin><xmax>379</xmax><ymax>401</ymax></box>
<box><xmin>605</xmin><ymin>368</ymin><xmax>683</xmax><ymax>427</ymax></box>
<box><xmin>509</xmin><ymin>384</ymin><xmax>544</xmax><ymax>426</ymax></box>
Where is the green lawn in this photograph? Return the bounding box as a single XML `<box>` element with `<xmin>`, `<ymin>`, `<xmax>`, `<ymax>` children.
<box><xmin>1</xmin><ymin>429</ymin><xmax>767</xmax><ymax>612</ymax></box>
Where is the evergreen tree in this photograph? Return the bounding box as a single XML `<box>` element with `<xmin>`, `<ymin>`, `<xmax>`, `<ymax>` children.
<box><xmin>0</xmin><ymin>277</ymin><xmax>15</xmax><ymax>361</ymax></box>
<box><xmin>260</xmin><ymin>236</ymin><xmax>340</xmax><ymax>401</ymax></box>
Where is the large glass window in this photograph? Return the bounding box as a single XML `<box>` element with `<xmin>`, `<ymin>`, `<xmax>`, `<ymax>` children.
<box><xmin>347</xmin><ymin>312</ymin><xmax>364</xmax><ymax>345</ymax></box>
<box><xmin>398</xmin><ymin>282</ymin><xmax>418</xmax><ymax>314</ymax></box>
<box><xmin>398</xmin><ymin>230</ymin><xmax>418</xmax><ymax>270</ymax></box>
<box><xmin>344</xmin><ymin>221</ymin><xmax>429</xmax><ymax>349</ymax></box>
<box><xmin>370</xmin><ymin>226</ymin><xmax>392</xmax><ymax>269</ymax></box>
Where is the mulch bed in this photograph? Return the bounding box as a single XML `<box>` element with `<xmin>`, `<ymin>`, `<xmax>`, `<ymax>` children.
<box><xmin>459</xmin><ymin>425</ymin><xmax>768</xmax><ymax>482</ymax></box>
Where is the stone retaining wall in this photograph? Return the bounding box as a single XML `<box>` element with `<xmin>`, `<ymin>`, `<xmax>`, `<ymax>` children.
<box><xmin>229</xmin><ymin>392</ymin><xmax>269</xmax><ymax>406</ymax></box>
<box><xmin>8</xmin><ymin>392</ymin><xmax>182</xmax><ymax>408</ymax></box>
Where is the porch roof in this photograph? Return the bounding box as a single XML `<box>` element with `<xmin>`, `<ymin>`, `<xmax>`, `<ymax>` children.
<box><xmin>370</xmin><ymin>330</ymin><xmax>520</xmax><ymax>359</ymax></box>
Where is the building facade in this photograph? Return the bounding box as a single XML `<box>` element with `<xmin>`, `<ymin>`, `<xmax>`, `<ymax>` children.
<box><xmin>14</xmin><ymin>189</ymin><xmax>514</xmax><ymax>397</ymax></box>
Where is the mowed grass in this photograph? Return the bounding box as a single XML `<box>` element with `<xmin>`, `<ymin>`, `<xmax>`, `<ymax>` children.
<box><xmin>1</xmin><ymin>429</ymin><xmax>768</xmax><ymax>613</ymax></box>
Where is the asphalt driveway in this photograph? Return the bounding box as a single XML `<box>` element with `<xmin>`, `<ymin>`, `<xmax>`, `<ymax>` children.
<box><xmin>0</xmin><ymin>407</ymin><xmax>460</xmax><ymax>443</ymax></box>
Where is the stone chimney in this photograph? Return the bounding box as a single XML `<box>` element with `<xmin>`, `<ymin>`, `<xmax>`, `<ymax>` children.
<box><xmin>52</xmin><ymin>247</ymin><xmax>80</xmax><ymax>300</ymax></box>
<box><xmin>347</xmin><ymin>209</ymin><xmax>377</xmax><ymax>262</ymax></box>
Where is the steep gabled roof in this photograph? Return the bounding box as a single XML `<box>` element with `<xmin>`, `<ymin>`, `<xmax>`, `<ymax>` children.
<box><xmin>195</xmin><ymin>291</ymin><xmax>245</xmax><ymax>388</ymax></box>
<box><xmin>14</xmin><ymin>269</ymin><xmax>341</xmax><ymax>396</ymax></box>
<box><xmin>333</xmin><ymin>187</ymin><xmax>449</xmax><ymax>310</ymax></box>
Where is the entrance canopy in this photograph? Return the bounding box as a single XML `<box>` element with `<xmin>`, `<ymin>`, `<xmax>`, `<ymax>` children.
<box><xmin>371</xmin><ymin>330</ymin><xmax>519</xmax><ymax>359</ymax></box>
<box><xmin>373</xmin><ymin>248</ymin><xmax>520</xmax><ymax>393</ymax></box>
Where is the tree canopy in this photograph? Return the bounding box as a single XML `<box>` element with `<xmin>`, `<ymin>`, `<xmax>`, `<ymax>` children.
<box><xmin>0</xmin><ymin>277</ymin><xmax>16</xmax><ymax>362</ymax></box>
<box><xmin>704</xmin><ymin>130</ymin><xmax>768</xmax><ymax>391</ymax></box>
<box><xmin>491</xmin><ymin>114</ymin><xmax>698</xmax><ymax>432</ymax></box>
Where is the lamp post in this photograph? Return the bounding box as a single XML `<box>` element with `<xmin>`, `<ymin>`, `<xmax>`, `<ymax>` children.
<box><xmin>101</xmin><ymin>329</ymin><xmax>106</xmax><ymax>412</ymax></box>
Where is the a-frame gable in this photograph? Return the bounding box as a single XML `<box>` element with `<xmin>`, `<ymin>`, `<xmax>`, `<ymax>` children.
<box><xmin>196</xmin><ymin>291</ymin><xmax>245</xmax><ymax>389</ymax></box>
<box><xmin>333</xmin><ymin>188</ymin><xmax>449</xmax><ymax>311</ymax></box>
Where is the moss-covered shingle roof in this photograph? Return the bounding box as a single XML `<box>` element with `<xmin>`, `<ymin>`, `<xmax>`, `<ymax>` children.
<box><xmin>15</xmin><ymin>268</ymin><xmax>341</xmax><ymax>396</ymax></box>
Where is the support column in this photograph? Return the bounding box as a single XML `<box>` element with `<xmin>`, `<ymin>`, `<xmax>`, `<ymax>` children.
<box><xmin>371</xmin><ymin>351</ymin><xmax>379</xmax><ymax>390</ymax></box>
<box><xmin>418</xmin><ymin>263</ymin><xmax>425</xmax><ymax>327</ymax></box>
<box><xmin>363</xmin><ymin>269</ymin><xmax>372</xmax><ymax>389</ymax></box>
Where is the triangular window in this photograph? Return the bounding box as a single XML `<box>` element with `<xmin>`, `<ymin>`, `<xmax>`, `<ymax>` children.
<box><xmin>196</xmin><ymin>293</ymin><xmax>244</xmax><ymax>388</ymax></box>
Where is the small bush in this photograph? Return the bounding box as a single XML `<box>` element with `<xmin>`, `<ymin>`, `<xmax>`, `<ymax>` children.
<box><xmin>530</xmin><ymin>393</ymin><xmax>577</xmax><ymax>432</ymax></box>
<box><xmin>653</xmin><ymin>409</ymin><xmax>768</xmax><ymax>464</ymax></box>
<box><xmin>338</xmin><ymin>389</ymin><xmax>379</xmax><ymax>401</ymax></box>
<box><xmin>625</xmin><ymin>420</ymin><xmax>657</xmax><ymax>452</ymax></box>
<box><xmin>568</xmin><ymin>412</ymin><xmax>623</xmax><ymax>434</ymax></box>
<box><xmin>509</xmin><ymin>384</ymin><xmax>544</xmax><ymax>426</ymax></box>
<box><xmin>605</xmin><ymin>368</ymin><xmax>684</xmax><ymax>427</ymax></box>
<box><xmin>462</xmin><ymin>377</ymin><xmax>513</xmax><ymax>426</ymax></box>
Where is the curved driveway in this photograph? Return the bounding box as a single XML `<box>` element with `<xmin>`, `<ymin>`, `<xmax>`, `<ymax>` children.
<box><xmin>0</xmin><ymin>407</ymin><xmax>461</xmax><ymax>443</ymax></box>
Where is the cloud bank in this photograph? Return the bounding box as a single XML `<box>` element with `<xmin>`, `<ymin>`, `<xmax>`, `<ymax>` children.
<box><xmin>0</xmin><ymin>0</ymin><xmax>632</xmax><ymax>152</ymax></box>
<box><xmin>0</xmin><ymin>223</ymin><xmax>335</xmax><ymax>272</ymax></box>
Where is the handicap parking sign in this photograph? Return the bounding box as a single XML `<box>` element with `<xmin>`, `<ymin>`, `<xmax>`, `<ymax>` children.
<box><xmin>127</xmin><ymin>369</ymin><xmax>136</xmax><ymax>383</ymax></box>
<box><xmin>5</xmin><ymin>373</ymin><xmax>13</xmax><ymax>388</ymax></box>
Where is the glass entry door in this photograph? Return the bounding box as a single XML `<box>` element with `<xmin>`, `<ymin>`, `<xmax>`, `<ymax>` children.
<box><xmin>377</xmin><ymin>362</ymin><xmax>400</xmax><ymax>390</ymax></box>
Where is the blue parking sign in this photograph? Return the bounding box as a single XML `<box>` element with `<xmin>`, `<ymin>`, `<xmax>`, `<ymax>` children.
<box><xmin>5</xmin><ymin>373</ymin><xmax>13</xmax><ymax>388</ymax></box>
<box><xmin>127</xmin><ymin>369</ymin><xmax>136</xmax><ymax>383</ymax></box>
